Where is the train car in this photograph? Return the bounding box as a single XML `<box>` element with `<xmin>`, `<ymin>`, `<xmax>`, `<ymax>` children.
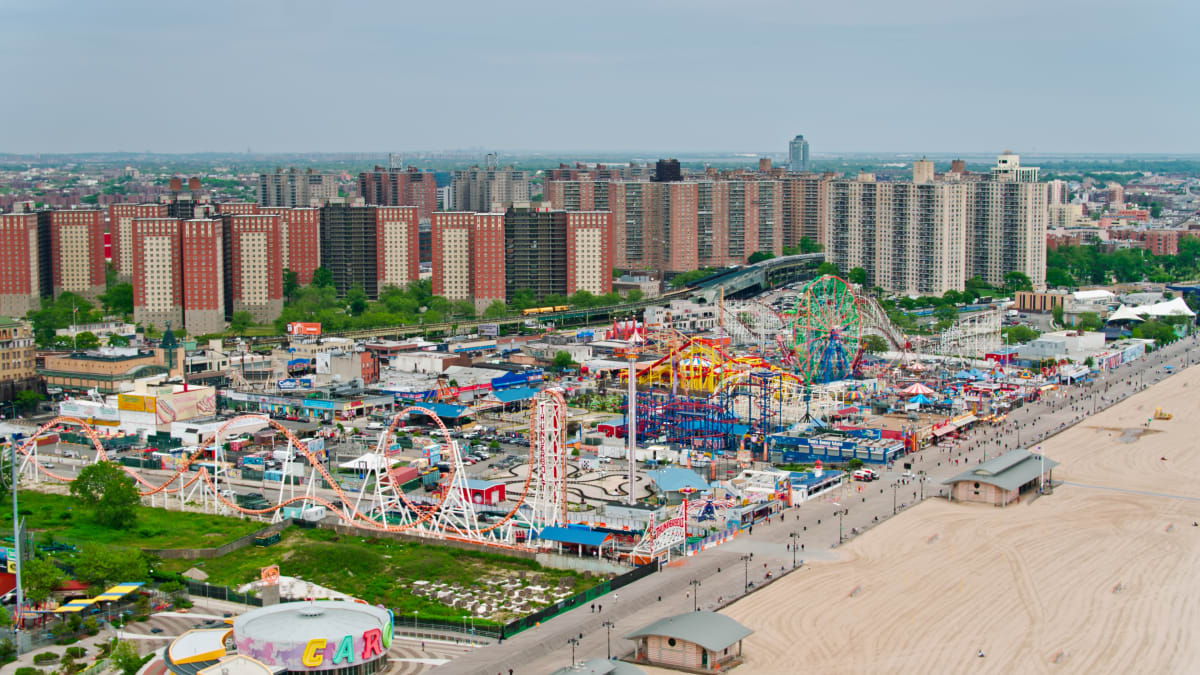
<box><xmin>553</xmin><ymin>305</ymin><xmax>569</xmax><ymax>312</ymax></box>
<box><xmin>521</xmin><ymin>306</ymin><xmax>556</xmax><ymax>316</ymax></box>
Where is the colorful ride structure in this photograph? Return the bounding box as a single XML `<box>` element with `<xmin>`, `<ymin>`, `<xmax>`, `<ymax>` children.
<box><xmin>13</xmin><ymin>392</ymin><xmax>573</xmax><ymax>551</ymax></box>
<box><xmin>782</xmin><ymin>274</ymin><xmax>863</xmax><ymax>384</ymax></box>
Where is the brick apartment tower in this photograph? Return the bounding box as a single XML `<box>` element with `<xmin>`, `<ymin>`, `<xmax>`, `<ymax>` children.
<box><xmin>0</xmin><ymin>213</ymin><xmax>44</xmax><ymax>317</ymax></box>
<box><xmin>50</xmin><ymin>210</ymin><xmax>105</xmax><ymax>303</ymax></box>
<box><xmin>216</xmin><ymin>202</ymin><xmax>260</xmax><ymax>216</ymax></box>
<box><xmin>431</xmin><ymin>212</ymin><xmax>475</xmax><ymax>305</ymax></box>
<box><xmin>565</xmin><ymin>212</ymin><xmax>613</xmax><ymax>296</ymax></box>
<box><xmin>108</xmin><ymin>203</ymin><xmax>167</xmax><ymax>280</ymax></box>
<box><xmin>223</xmin><ymin>214</ymin><xmax>283</xmax><ymax>324</ymax></box>
<box><xmin>375</xmin><ymin>206</ymin><xmax>420</xmax><ymax>291</ymax></box>
<box><xmin>131</xmin><ymin>218</ymin><xmax>185</xmax><ymax>330</ymax></box>
<box><xmin>358</xmin><ymin>167</ymin><xmax>439</xmax><ymax>222</ymax></box>
<box><xmin>262</xmin><ymin>207</ymin><xmax>320</xmax><ymax>285</ymax></box>
<box><xmin>180</xmin><ymin>218</ymin><xmax>226</xmax><ymax>335</ymax></box>
<box><xmin>469</xmin><ymin>213</ymin><xmax>506</xmax><ymax>312</ymax></box>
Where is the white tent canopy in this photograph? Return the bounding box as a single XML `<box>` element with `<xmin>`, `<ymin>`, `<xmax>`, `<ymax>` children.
<box><xmin>1106</xmin><ymin>305</ymin><xmax>1145</xmax><ymax>323</ymax></box>
<box><xmin>339</xmin><ymin>454</ymin><xmax>396</xmax><ymax>471</ymax></box>
<box><xmin>1129</xmin><ymin>297</ymin><xmax>1195</xmax><ymax>319</ymax></box>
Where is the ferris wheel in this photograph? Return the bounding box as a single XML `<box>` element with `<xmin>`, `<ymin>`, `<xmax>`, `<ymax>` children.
<box><xmin>787</xmin><ymin>275</ymin><xmax>863</xmax><ymax>384</ymax></box>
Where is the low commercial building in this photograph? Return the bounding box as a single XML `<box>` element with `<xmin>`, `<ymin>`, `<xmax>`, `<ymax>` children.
<box><xmin>942</xmin><ymin>449</ymin><xmax>1057</xmax><ymax>507</ymax></box>
<box><xmin>626</xmin><ymin>611</ymin><xmax>752</xmax><ymax>672</ymax></box>
<box><xmin>0</xmin><ymin>317</ymin><xmax>37</xmax><ymax>403</ymax></box>
<box><xmin>1018</xmin><ymin>330</ymin><xmax>1105</xmax><ymax>362</ymax></box>
<box><xmin>39</xmin><ymin>348</ymin><xmax>171</xmax><ymax>395</ymax></box>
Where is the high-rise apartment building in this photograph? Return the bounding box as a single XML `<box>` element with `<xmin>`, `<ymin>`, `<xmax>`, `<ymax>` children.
<box><xmin>262</xmin><ymin>207</ymin><xmax>321</xmax><ymax>285</ymax></box>
<box><xmin>222</xmin><ymin>214</ymin><xmax>283</xmax><ymax>324</ymax></box>
<box><xmin>565</xmin><ymin>211</ymin><xmax>614</xmax><ymax>297</ymax></box>
<box><xmin>504</xmin><ymin>206</ymin><xmax>569</xmax><ymax>301</ymax></box>
<box><xmin>965</xmin><ymin>179</ymin><xmax>1047</xmax><ymax>290</ymax></box>
<box><xmin>216</xmin><ymin>202</ymin><xmax>260</xmax><ymax>216</ymax></box>
<box><xmin>0</xmin><ymin>317</ymin><xmax>36</xmax><ymax>402</ymax></box>
<box><xmin>430</xmin><ymin>212</ymin><xmax>506</xmax><ymax>311</ymax></box>
<box><xmin>449</xmin><ymin>167</ymin><xmax>531</xmax><ymax>212</ymax></box>
<box><xmin>180</xmin><ymin>219</ymin><xmax>226</xmax><ymax>335</ymax></box>
<box><xmin>0</xmin><ymin>213</ymin><xmax>46</xmax><ymax>318</ymax></box>
<box><xmin>375</xmin><ymin>206</ymin><xmax>420</xmax><ymax>292</ymax></box>
<box><xmin>50</xmin><ymin>210</ymin><xmax>105</xmax><ymax>302</ymax></box>
<box><xmin>1046</xmin><ymin>180</ymin><xmax>1068</xmax><ymax>206</ymax></box>
<box><xmin>109</xmin><ymin>203</ymin><xmax>167</xmax><ymax>280</ymax></box>
<box><xmin>788</xmin><ymin>135</ymin><xmax>810</xmax><ymax>172</ymax></box>
<box><xmin>132</xmin><ymin>217</ymin><xmax>185</xmax><ymax>331</ymax></box>
<box><xmin>319</xmin><ymin>204</ymin><xmax>380</xmax><ymax>298</ymax></box>
<box><xmin>781</xmin><ymin>174</ymin><xmax>830</xmax><ymax>248</ymax></box>
<box><xmin>358</xmin><ymin>167</ymin><xmax>439</xmax><ymax>222</ymax></box>
<box><xmin>257</xmin><ymin>168</ymin><xmax>339</xmax><ymax>207</ymax></box>
<box><xmin>913</xmin><ymin>159</ymin><xmax>935</xmax><ymax>184</ymax></box>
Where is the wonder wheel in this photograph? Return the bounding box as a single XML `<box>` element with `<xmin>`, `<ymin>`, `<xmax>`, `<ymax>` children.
<box><xmin>788</xmin><ymin>275</ymin><xmax>863</xmax><ymax>384</ymax></box>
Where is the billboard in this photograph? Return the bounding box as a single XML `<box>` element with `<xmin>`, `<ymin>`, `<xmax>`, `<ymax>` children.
<box><xmin>277</xmin><ymin>378</ymin><xmax>313</xmax><ymax>391</ymax></box>
<box><xmin>117</xmin><ymin>394</ymin><xmax>156</xmax><ymax>413</ymax></box>
<box><xmin>286</xmin><ymin>322</ymin><xmax>322</xmax><ymax>336</ymax></box>
<box><xmin>155</xmin><ymin>388</ymin><xmax>217</xmax><ymax>424</ymax></box>
<box><xmin>478</xmin><ymin>323</ymin><xmax>499</xmax><ymax>337</ymax></box>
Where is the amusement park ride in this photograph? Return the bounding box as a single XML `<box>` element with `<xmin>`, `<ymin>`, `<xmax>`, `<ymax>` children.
<box><xmin>10</xmin><ymin>275</ymin><xmax>1001</xmax><ymax>561</ymax></box>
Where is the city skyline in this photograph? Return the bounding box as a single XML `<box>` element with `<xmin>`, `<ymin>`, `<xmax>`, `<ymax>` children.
<box><xmin>2</xmin><ymin>0</ymin><xmax>1195</xmax><ymax>155</ymax></box>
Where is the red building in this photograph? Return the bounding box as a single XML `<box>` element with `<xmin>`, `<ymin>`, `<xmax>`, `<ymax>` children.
<box><xmin>132</xmin><ymin>218</ymin><xmax>185</xmax><ymax>331</ymax></box>
<box><xmin>0</xmin><ymin>213</ymin><xmax>43</xmax><ymax>317</ymax></box>
<box><xmin>216</xmin><ymin>202</ymin><xmax>260</xmax><ymax>216</ymax></box>
<box><xmin>180</xmin><ymin>218</ymin><xmax>226</xmax><ymax>335</ymax></box>
<box><xmin>375</xmin><ymin>206</ymin><xmax>420</xmax><ymax>291</ymax></box>
<box><xmin>262</xmin><ymin>207</ymin><xmax>320</xmax><ymax>285</ymax></box>
<box><xmin>49</xmin><ymin>210</ymin><xmax>105</xmax><ymax>302</ymax></box>
<box><xmin>565</xmin><ymin>211</ymin><xmax>614</xmax><ymax>296</ymax></box>
<box><xmin>358</xmin><ymin>167</ymin><xmax>439</xmax><ymax>222</ymax></box>
<box><xmin>108</xmin><ymin>203</ymin><xmax>167</xmax><ymax>278</ymax></box>
<box><xmin>431</xmin><ymin>212</ymin><xmax>506</xmax><ymax>313</ymax></box>
<box><xmin>223</xmin><ymin>214</ymin><xmax>283</xmax><ymax>324</ymax></box>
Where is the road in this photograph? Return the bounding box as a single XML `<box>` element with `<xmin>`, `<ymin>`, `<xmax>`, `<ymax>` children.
<box><xmin>440</xmin><ymin>332</ymin><xmax>1200</xmax><ymax>674</ymax></box>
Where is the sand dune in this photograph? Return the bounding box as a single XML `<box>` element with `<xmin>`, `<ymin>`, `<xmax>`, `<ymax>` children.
<box><xmin>666</xmin><ymin>364</ymin><xmax>1200</xmax><ymax>674</ymax></box>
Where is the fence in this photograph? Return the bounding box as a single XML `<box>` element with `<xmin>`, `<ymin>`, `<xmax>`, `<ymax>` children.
<box><xmin>179</xmin><ymin>578</ymin><xmax>263</xmax><ymax>607</ymax></box>
<box><xmin>499</xmin><ymin>563</ymin><xmax>658</xmax><ymax>639</ymax></box>
<box><xmin>143</xmin><ymin>520</ymin><xmax>293</xmax><ymax>560</ymax></box>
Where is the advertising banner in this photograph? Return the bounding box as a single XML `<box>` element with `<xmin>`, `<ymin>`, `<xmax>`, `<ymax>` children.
<box><xmin>156</xmin><ymin>388</ymin><xmax>217</xmax><ymax>424</ymax></box>
<box><xmin>286</xmin><ymin>322</ymin><xmax>322</xmax><ymax>336</ymax></box>
<box><xmin>117</xmin><ymin>394</ymin><xmax>156</xmax><ymax>413</ymax></box>
<box><xmin>478</xmin><ymin>323</ymin><xmax>499</xmax><ymax>337</ymax></box>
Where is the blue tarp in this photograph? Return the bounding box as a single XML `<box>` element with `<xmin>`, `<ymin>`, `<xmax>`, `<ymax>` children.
<box><xmin>490</xmin><ymin>370</ymin><xmax>528</xmax><ymax>390</ymax></box>
<box><xmin>490</xmin><ymin>386</ymin><xmax>538</xmax><ymax>404</ymax></box>
<box><xmin>908</xmin><ymin>394</ymin><xmax>932</xmax><ymax>404</ymax></box>
<box><xmin>535</xmin><ymin>526</ymin><xmax>612</xmax><ymax>547</ymax></box>
<box><xmin>422</xmin><ymin>402</ymin><xmax>471</xmax><ymax>419</ymax></box>
<box><xmin>646</xmin><ymin>467</ymin><xmax>710</xmax><ymax>493</ymax></box>
<box><xmin>465</xmin><ymin>479</ymin><xmax>501</xmax><ymax>491</ymax></box>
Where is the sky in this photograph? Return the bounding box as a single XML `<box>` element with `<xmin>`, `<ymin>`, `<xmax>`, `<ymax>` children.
<box><xmin>1</xmin><ymin>0</ymin><xmax>1196</xmax><ymax>155</ymax></box>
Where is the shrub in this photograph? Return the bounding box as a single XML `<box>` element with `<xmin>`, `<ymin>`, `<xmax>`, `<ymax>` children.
<box><xmin>14</xmin><ymin>668</ymin><xmax>43</xmax><ymax>675</ymax></box>
<box><xmin>64</xmin><ymin>647</ymin><xmax>87</xmax><ymax>659</ymax></box>
<box><xmin>32</xmin><ymin>652</ymin><xmax>58</xmax><ymax>665</ymax></box>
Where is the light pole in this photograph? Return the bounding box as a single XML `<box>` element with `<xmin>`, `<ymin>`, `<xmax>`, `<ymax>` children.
<box><xmin>567</xmin><ymin>637</ymin><xmax>580</xmax><ymax>667</ymax></box>
<box><xmin>413</xmin><ymin>610</ymin><xmax>418</xmax><ymax>629</ymax></box>
<box><xmin>789</xmin><ymin>532</ymin><xmax>800</xmax><ymax>569</ymax></box>
<box><xmin>11</xmin><ymin>436</ymin><xmax>23</xmax><ymax>657</ymax></box>
<box><xmin>689</xmin><ymin>579</ymin><xmax>701</xmax><ymax>611</ymax></box>
<box><xmin>892</xmin><ymin>481</ymin><xmax>898</xmax><ymax>515</ymax></box>
<box><xmin>739</xmin><ymin>554</ymin><xmax>751</xmax><ymax>592</ymax></box>
<box><xmin>602</xmin><ymin>620</ymin><xmax>615</xmax><ymax>659</ymax></box>
<box><xmin>838</xmin><ymin>507</ymin><xmax>846</xmax><ymax>544</ymax></box>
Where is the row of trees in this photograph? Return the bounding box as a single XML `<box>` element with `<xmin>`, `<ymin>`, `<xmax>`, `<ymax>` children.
<box><xmin>1047</xmin><ymin>236</ymin><xmax>1200</xmax><ymax>287</ymax></box>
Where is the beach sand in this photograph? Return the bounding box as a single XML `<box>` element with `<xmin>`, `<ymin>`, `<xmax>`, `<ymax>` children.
<box><xmin>641</xmin><ymin>363</ymin><xmax>1200</xmax><ymax>674</ymax></box>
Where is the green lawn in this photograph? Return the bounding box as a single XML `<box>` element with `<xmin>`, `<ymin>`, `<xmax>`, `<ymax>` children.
<box><xmin>160</xmin><ymin>528</ymin><xmax>604</xmax><ymax>624</ymax></box>
<box><xmin>1</xmin><ymin>491</ymin><xmax>264</xmax><ymax>550</ymax></box>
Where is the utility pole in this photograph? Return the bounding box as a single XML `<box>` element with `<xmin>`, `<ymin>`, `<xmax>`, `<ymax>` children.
<box><xmin>892</xmin><ymin>481</ymin><xmax>898</xmax><ymax>515</ymax></box>
<box><xmin>838</xmin><ymin>507</ymin><xmax>846</xmax><ymax>544</ymax></box>
<box><xmin>689</xmin><ymin>579</ymin><xmax>701</xmax><ymax>611</ymax></box>
<box><xmin>601</xmin><ymin>620</ymin><xmax>614</xmax><ymax>660</ymax></box>
<box><xmin>789</xmin><ymin>531</ymin><xmax>799</xmax><ymax>569</ymax></box>
<box><xmin>567</xmin><ymin>637</ymin><xmax>580</xmax><ymax>667</ymax></box>
<box><xmin>11</xmin><ymin>438</ymin><xmax>22</xmax><ymax>657</ymax></box>
<box><xmin>740</xmin><ymin>554</ymin><xmax>751</xmax><ymax>592</ymax></box>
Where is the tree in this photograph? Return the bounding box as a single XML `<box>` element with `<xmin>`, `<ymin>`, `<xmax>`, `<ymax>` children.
<box><xmin>626</xmin><ymin>289</ymin><xmax>644</xmax><ymax>302</ymax></box>
<box><xmin>482</xmin><ymin>301</ymin><xmax>508</xmax><ymax>319</ymax></box>
<box><xmin>14</xmin><ymin>390</ymin><xmax>44</xmax><ymax>414</ymax></box>
<box><xmin>73</xmin><ymin>546</ymin><xmax>148</xmax><ymax>591</ymax></box>
<box><xmin>282</xmin><ymin>269</ymin><xmax>300</xmax><ymax>302</ymax></box>
<box><xmin>311</xmin><ymin>266</ymin><xmax>334</xmax><ymax>289</ymax></box>
<box><xmin>107</xmin><ymin>334</ymin><xmax>129</xmax><ymax>347</ymax></box>
<box><xmin>667</xmin><ymin>268</ymin><xmax>717</xmax><ymax>289</ymax></box>
<box><xmin>229</xmin><ymin>311</ymin><xmax>254</xmax><ymax>333</ymax></box>
<box><xmin>450</xmin><ymin>300</ymin><xmax>475</xmax><ymax>319</ymax></box>
<box><xmin>568</xmin><ymin>290</ymin><xmax>596</xmax><ymax>308</ymax></box>
<box><xmin>1077</xmin><ymin>311</ymin><xmax>1104</xmax><ymax>331</ymax></box>
<box><xmin>70</xmin><ymin>462</ymin><xmax>140</xmax><ymax>530</ymax></box>
<box><xmin>934</xmin><ymin>305</ymin><xmax>958</xmax><ymax>324</ymax></box>
<box><xmin>848</xmin><ymin>267</ymin><xmax>867</xmax><ymax>286</ymax></box>
<box><xmin>98</xmin><ymin>283</ymin><xmax>133</xmax><ymax>316</ymax></box>
<box><xmin>345</xmin><ymin>284</ymin><xmax>368</xmax><ymax>316</ymax></box>
<box><xmin>748</xmin><ymin>251</ymin><xmax>774</xmax><ymax>264</ymax></box>
<box><xmin>552</xmin><ymin>351</ymin><xmax>575</xmax><ymax>371</ymax></box>
<box><xmin>1004</xmin><ymin>271</ymin><xmax>1033</xmax><ymax>294</ymax></box>
<box><xmin>109</xmin><ymin>640</ymin><xmax>144</xmax><ymax>675</ymax></box>
<box><xmin>861</xmin><ymin>335</ymin><xmax>888</xmax><ymax>354</ymax></box>
<box><xmin>815</xmin><ymin>262</ymin><xmax>841</xmax><ymax>277</ymax></box>
<box><xmin>72</xmin><ymin>332</ymin><xmax>99</xmax><ymax>350</ymax></box>
<box><xmin>1002</xmin><ymin>325</ymin><xmax>1039</xmax><ymax>344</ymax></box>
<box><xmin>510</xmin><ymin>288</ymin><xmax>537</xmax><ymax>311</ymax></box>
<box><xmin>21</xmin><ymin>557</ymin><xmax>64</xmax><ymax>605</ymax></box>
<box><xmin>1045</xmin><ymin>266</ymin><xmax>1074</xmax><ymax>288</ymax></box>
<box><xmin>1150</xmin><ymin>202</ymin><xmax>1163</xmax><ymax>219</ymax></box>
<box><xmin>798</xmin><ymin>236</ymin><xmax>823</xmax><ymax>254</ymax></box>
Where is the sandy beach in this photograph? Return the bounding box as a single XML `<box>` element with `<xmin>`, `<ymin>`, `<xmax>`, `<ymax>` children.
<box><xmin>637</xmin><ymin>361</ymin><xmax>1200</xmax><ymax>674</ymax></box>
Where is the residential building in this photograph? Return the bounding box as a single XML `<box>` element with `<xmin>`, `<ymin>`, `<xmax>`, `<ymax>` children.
<box><xmin>375</xmin><ymin>206</ymin><xmax>420</xmax><ymax>292</ymax></box>
<box><xmin>565</xmin><ymin>211</ymin><xmax>614</xmax><ymax>297</ymax></box>
<box><xmin>180</xmin><ymin>218</ymin><xmax>226</xmax><ymax>335</ymax></box>
<box><xmin>319</xmin><ymin>204</ymin><xmax>380</xmax><ymax>298</ymax></box>
<box><xmin>781</xmin><ymin>174</ymin><xmax>830</xmax><ymax>248</ymax></box>
<box><xmin>449</xmin><ymin>167</ymin><xmax>531</xmax><ymax>212</ymax></box>
<box><xmin>108</xmin><ymin>203</ymin><xmax>167</xmax><ymax>280</ymax></box>
<box><xmin>131</xmin><ymin>217</ymin><xmax>185</xmax><ymax>331</ymax></box>
<box><xmin>991</xmin><ymin>151</ymin><xmax>1040</xmax><ymax>183</ymax></box>
<box><xmin>261</xmin><ymin>207</ymin><xmax>320</xmax><ymax>285</ymax></box>
<box><xmin>653</xmin><ymin>159</ymin><xmax>682</xmax><ymax>183</ymax></box>
<box><xmin>358</xmin><ymin>167</ymin><xmax>439</xmax><ymax>222</ymax></box>
<box><xmin>431</xmin><ymin>211</ymin><xmax>506</xmax><ymax>311</ymax></box>
<box><xmin>788</xmin><ymin>135</ymin><xmax>810</xmax><ymax>172</ymax></box>
<box><xmin>912</xmin><ymin>158</ymin><xmax>935</xmax><ymax>184</ymax></box>
<box><xmin>1047</xmin><ymin>179</ymin><xmax>1068</xmax><ymax>206</ymax></box>
<box><xmin>966</xmin><ymin>166</ymin><xmax>1048</xmax><ymax>289</ymax></box>
<box><xmin>504</xmin><ymin>205</ymin><xmax>568</xmax><ymax>301</ymax></box>
<box><xmin>0</xmin><ymin>213</ymin><xmax>46</xmax><ymax>318</ymax></box>
<box><xmin>0</xmin><ymin>317</ymin><xmax>37</xmax><ymax>403</ymax></box>
<box><xmin>222</xmin><ymin>214</ymin><xmax>282</xmax><ymax>324</ymax></box>
<box><xmin>50</xmin><ymin>210</ymin><xmax>105</xmax><ymax>302</ymax></box>
<box><xmin>826</xmin><ymin>175</ymin><xmax>968</xmax><ymax>295</ymax></box>
<box><xmin>257</xmin><ymin>167</ymin><xmax>339</xmax><ymax>207</ymax></box>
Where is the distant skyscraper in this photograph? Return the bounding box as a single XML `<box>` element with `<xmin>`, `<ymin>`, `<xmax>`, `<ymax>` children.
<box><xmin>257</xmin><ymin>167</ymin><xmax>338</xmax><ymax>207</ymax></box>
<box><xmin>788</xmin><ymin>135</ymin><xmax>810</xmax><ymax>172</ymax></box>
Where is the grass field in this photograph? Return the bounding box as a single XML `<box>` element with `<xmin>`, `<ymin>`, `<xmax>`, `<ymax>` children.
<box><xmin>159</xmin><ymin>527</ymin><xmax>604</xmax><ymax>624</ymax></box>
<box><xmin>1</xmin><ymin>491</ymin><xmax>264</xmax><ymax>550</ymax></box>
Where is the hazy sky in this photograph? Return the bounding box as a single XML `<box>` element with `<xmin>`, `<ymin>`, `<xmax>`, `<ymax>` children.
<box><xmin>2</xmin><ymin>0</ymin><xmax>1195</xmax><ymax>155</ymax></box>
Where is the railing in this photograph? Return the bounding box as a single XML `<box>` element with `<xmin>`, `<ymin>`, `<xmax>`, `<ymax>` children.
<box><xmin>499</xmin><ymin>563</ymin><xmax>658</xmax><ymax>639</ymax></box>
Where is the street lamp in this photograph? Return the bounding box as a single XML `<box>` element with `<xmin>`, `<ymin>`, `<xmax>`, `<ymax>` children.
<box><xmin>892</xmin><ymin>481</ymin><xmax>898</xmax><ymax>515</ymax></box>
<box><xmin>567</xmin><ymin>637</ymin><xmax>581</xmax><ymax>667</ymax></box>
<box><xmin>413</xmin><ymin>610</ymin><xmax>418</xmax><ymax>629</ymax></box>
<box><xmin>689</xmin><ymin>579</ymin><xmax>701</xmax><ymax>611</ymax></box>
<box><xmin>602</xmin><ymin>620</ymin><xmax>615</xmax><ymax>659</ymax></box>
<box><xmin>739</xmin><ymin>554</ymin><xmax>751</xmax><ymax>592</ymax></box>
<box><xmin>838</xmin><ymin>507</ymin><xmax>847</xmax><ymax>544</ymax></box>
<box><xmin>789</xmin><ymin>532</ymin><xmax>800</xmax><ymax>569</ymax></box>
